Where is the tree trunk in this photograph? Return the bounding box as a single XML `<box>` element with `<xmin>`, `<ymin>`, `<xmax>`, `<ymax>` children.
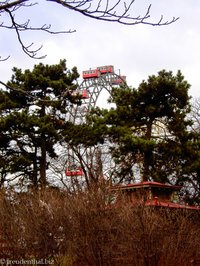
<box><xmin>142</xmin><ymin>122</ymin><xmax>153</xmax><ymax>182</ymax></box>
<box><xmin>40</xmin><ymin>134</ymin><xmax>47</xmax><ymax>187</ymax></box>
<box><xmin>32</xmin><ymin>146</ymin><xmax>38</xmax><ymax>187</ymax></box>
<box><xmin>39</xmin><ymin>103</ymin><xmax>47</xmax><ymax>187</ymax></box>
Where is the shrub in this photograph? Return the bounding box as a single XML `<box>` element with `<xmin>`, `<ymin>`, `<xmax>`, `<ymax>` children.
<box><xmin>0</xmin><ymin>186</ymin><xmax>199</xmax><ymax>265</ymax></box>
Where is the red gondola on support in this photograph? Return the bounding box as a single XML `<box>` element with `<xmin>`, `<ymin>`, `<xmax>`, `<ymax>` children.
<box><xmin>97</xmin><ymin>65</ymin><xmax>114</xmax><ymax>74</ymax></box>
<box><xmin>65</xmin><ymin>168</ymin><xmax>83</xmax><ymax>176</ymax></box>
<box><xmin>111</xmin><ymin>75</ymin><xmax>126</xmax><ymax>85</ymax></box>
<box><xmin>72</xmin><ymin>89</ymin><xmax>89</xmax><ymax>99</ymax></box>
<box><xmin>82</xmin><ymin>69</ymin><xmax>100</xmax><ymax>79</ymax></box>
<box><xmin>82</xmin><ymin>65</ymin><xmax>114</xmax><ymax>79</ymax></box>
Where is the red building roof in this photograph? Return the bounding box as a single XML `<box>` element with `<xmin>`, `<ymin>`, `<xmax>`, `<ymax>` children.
<box><xmin>145</xmin><ymin>198</ymin><xmax>200</xmax><ymax>210</ymax></box>
<box><xmin>115</xmin><ymin>181</ymin><xmax>182</xmax><ymax>190</ymax></box>
<box><xmin>112</xmin><ymin>181</ymin><xmax>200</xmax><ymax>211</ymax></box>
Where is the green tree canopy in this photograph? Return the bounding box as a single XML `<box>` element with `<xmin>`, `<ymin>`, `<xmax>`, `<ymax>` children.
<box><xmin>0</xmin><ymin>59</ymin><xmax>80</xmax><ymax>188</ymax></box>
<box><xmin>89</xmin><ymin>70</ymin><xmax>200</xmax><ymax>194</ymax></box>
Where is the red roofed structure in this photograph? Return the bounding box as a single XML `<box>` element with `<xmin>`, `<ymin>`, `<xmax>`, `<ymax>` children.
<box><xmin>112</xmin><ymin>181</ymin><xmax>200</xmax><ymax>211</ymax></box>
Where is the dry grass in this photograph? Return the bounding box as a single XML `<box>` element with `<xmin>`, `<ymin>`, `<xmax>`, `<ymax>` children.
<box><xmin>0</xmin><ymin>186</ymin><xmax>199</xmax><ymax>265</ymax></box>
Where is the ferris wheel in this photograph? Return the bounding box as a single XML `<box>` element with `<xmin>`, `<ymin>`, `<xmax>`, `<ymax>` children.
<box><xmin>68</xmin><ymin>65</ymin><xmax>127</xmax><ymax>124</ymax></box>
<box><xmin>65</xmin><ymin>65</ymin><xmax>127</xmax><ymax>179</ymax></box>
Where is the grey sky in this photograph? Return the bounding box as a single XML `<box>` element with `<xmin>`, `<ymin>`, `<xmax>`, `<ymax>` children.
<box><xmin>0</xmin><ymin>0</ymin><xmax>199</xmax><ymax>98</ymax></box>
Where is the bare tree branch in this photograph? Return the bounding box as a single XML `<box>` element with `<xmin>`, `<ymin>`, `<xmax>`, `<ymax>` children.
<box><xmin>50</xmin><ymin>0</ymin><xmax>179</xmax><ymax>26</ymax></box>
<box><xmin>5</xmin><ymin>7</ymin><xmax>46</xmax><ymax>59</ymax></box>
<box><xmin>0</xmin><ymin>0</ymin><xmax>179</xmax><ymax>59</ymax></box>
<box><xmin>0</xmin><ymin>55</ymin><xmax>10</xmax><ymax>61</ymax></box>
<box><xmin>0</xmin><ymin>0</ymin><xmax>75</xmax><ymax>59</ymax></box>
<box><xmin>0</xmin><ymin>0</ymin><xmax>28</xmax><ymax>11</ymax></box>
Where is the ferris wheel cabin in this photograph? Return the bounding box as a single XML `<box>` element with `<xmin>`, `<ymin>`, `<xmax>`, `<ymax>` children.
<box><xmin>65</xmin><ymin>168</ymin><xmax>83</xmax><ymax>176</ymax></box>
<box><xmin>97</xmin><ymin>65</ymin><xmax>114</xmax><ymax>74</ymax></box>
<box><xmin>82</xmin><ymin>65</ymin><xmax>114</xmax><ymax>79</ymax></box>
<box><xmin>82</xmin><ymin>69</ymin><xmax>100</xmax><ymax>79</ymax></box>
<box><xmin>111</xmin><ymin>75</ymin><xmax>126</xmax><ymax>85</ymax></box>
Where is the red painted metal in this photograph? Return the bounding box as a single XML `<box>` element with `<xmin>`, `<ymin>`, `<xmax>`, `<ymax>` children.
<box><xmin>111</xmin><ymin>75</ymin><xmax>126</xmax><ymax>85</ymax></box>
<box><xmin>65</xmin><ymin>168</ymin><xmax>83</xmax><ymax>176</ymax></box>
<box><xmin>82</xmin><ymin>65</ymin><xmax>114</xmax><ymax>79</ymax></box>
<box><xmin>82</xmin><ymin>89</ymin><xmax>88</xmax><ymax>99</ymax></box>
<box><xmin>97</xmin><ymin>65</ymin><xmax>114</xmax><ymax>74</ymax></box>
<box><xmin>82</xmin><ymin>69</ymin><xmax>100</xmax><ymax>79</ymax></box>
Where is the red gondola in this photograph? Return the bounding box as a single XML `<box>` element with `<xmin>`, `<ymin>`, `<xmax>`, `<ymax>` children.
<box><xmin>82</xmin><ymin>65</ymin><xmax>114</xmax><ymax>79</ymax></box>
<box><xmin>65</xmin><ymin>168</ymin><xmax>83</xmax><ymax>176</ymax></box>
<box><xmin>72</xmin><ymin>89</ymin><xmax>89</xmax><ymax>99</ymax></box>
<box><xmin>82</xmin><ymin>69</ymin><xmax>100</xmax><ymax>79</ymax></box>
<box><xmin>111</xmin><ymin>75</ymin><xmax>126</xmax><ymax>85</ymax></box>
<box><xmin>97</xmin><ymin>65</ymin><xmax>114</xmax><ymax>74</ymax></box>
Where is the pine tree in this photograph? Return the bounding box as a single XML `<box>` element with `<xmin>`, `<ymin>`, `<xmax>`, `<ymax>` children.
<box><xmin>0</xmin><ymin>59</ymin><xmax>80</xmax><ymax>188</ymax></box>
<box><xmin>90</xmin><ymin>70</ymin><xmax>199</xmax><ymax>189</ymax></box>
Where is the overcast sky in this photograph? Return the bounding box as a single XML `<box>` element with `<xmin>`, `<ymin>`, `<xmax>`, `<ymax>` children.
<box><xmin>0</xmin><ymin>0</ymin><xmax>200</xmax><ymax>100</ymax></box>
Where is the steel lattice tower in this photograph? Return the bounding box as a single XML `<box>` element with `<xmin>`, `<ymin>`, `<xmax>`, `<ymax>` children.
<box><xmin>68</xmin><ymin>72</ymin><xmax>127</xmax><ymax>123</ymax></box>
<box><xmin>65</xmin><ymin>69</ymin><xmax>127</xmax><ymax>181</ymax></box>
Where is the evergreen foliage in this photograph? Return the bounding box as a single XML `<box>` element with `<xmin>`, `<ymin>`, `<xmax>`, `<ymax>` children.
<box><xmin>89</xmin><ymin>70</ymin><xmax>200</xmax><ymax>202</ymax></box>
<box><xmin>0</xmin><ymin>65</ymin><xmax>199</xmax><ymax>203</ymax></box>
<box><xmin>0</xmin><ymin>59</ymin><xmax>80</xmax><ymax>188</ymax></box>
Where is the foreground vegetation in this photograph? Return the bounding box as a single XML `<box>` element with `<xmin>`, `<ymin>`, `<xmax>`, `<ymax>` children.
<box><xmin>0</xmin><ymin>185</ymin><xmax>199</xmax><ymax>265</ymax></box>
